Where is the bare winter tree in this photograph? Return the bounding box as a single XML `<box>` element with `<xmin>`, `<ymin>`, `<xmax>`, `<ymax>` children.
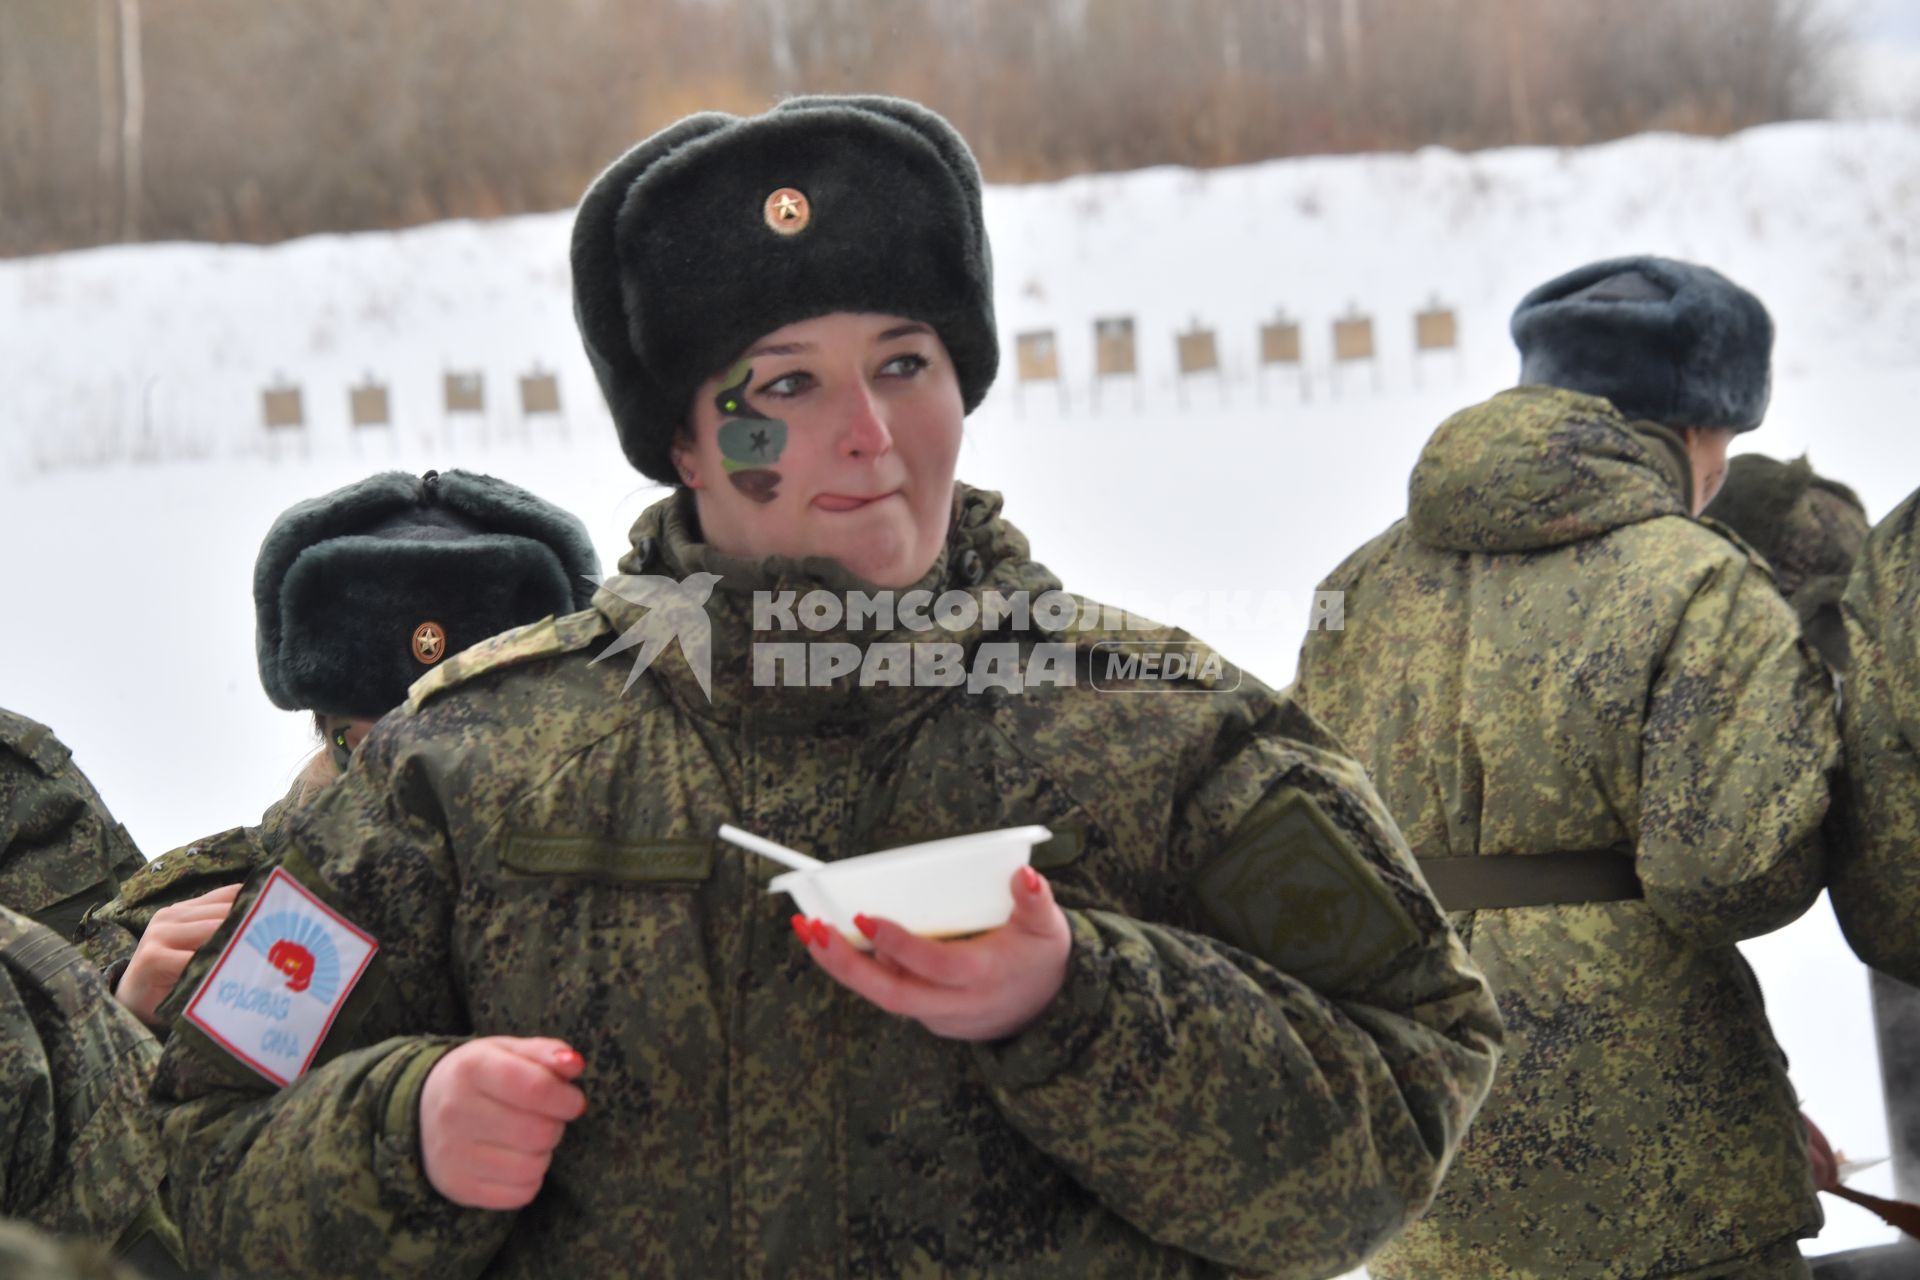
<box><xmin>0</xmin><ymin>0</ymin><xmax>1843</xmax><ymax>256</ymax></box>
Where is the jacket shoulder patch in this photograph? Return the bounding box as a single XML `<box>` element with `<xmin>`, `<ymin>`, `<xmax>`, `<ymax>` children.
<box><xmin>1192</xmin><ymin>787</ymin><xmax>1420</xmax><ymax>992</ymax></box>
<box><xmin>407</xmin><ymin>608</ymin><xmax>611</xmax><ymax>712</ymax></box>
<box><xmin>180</xmin><ymin>866</ymin><xmax>379</xmax><ymax>1087</ymax></box>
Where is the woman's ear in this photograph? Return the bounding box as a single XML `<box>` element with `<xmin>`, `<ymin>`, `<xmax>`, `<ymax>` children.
<box><xmin>670</xmin><ymin>434</ymin><xmax>704</xmax><ymax>490</ymax></box>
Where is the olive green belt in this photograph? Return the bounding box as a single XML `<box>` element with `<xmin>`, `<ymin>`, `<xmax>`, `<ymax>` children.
<box><xmin>1416</xmin><ymin>851</ymin><xmax>1643</xmax><ymax>912</ymax></box>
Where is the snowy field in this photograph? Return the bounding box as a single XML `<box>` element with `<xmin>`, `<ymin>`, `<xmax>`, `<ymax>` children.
<box><xmin>3</xmin><ymin>120</ymin><xmax>1919</xmax><ymax>1263</ymax></box>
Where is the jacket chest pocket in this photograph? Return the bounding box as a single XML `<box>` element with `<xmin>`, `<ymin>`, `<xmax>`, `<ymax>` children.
<box><xmin>463</xmin><ymin>833</ymin><xmax>722</xmax><ymax>1059</ymax></box>
<box><xmin>486</xmin><ymin>832</ymin><xmax>718</xmax><ymax>961</ymax></box>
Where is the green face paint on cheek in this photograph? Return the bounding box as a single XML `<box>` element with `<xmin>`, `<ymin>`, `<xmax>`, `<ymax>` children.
<box><xmin>718</xmin><ymin>418</ymin><xmax>787</xmax><ymax>467</ymax></box>
<box><xmin>713</xmin><ymin>362</ymin><xmax>786</xmax><ymax>504</ymax></box>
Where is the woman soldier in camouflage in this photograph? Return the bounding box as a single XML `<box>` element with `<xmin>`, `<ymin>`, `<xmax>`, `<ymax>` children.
<box><xmin>76</xmin><ymin>469</ymin><xmax>600</xmax><ymax>1026</ymax></box>
<box><xmin>151</xmin><ymin>97</ymin><xmax>1502</xmax><ymax>1280</ymax></box>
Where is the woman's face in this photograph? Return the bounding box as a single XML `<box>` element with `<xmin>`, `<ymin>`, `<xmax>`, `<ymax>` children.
<box><xmin>672</xmin><ymin>312</ymin><xmax>965</xmax><ymax>589</ymax></box>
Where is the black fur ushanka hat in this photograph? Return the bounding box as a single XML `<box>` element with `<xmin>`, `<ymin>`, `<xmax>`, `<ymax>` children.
<box><xmin>1512</xmin><ymin>255</ymin><xmax>1773</xmax><ymax>433</ymax></box>
<box><xmin>571</xmin><ymin>95</ymin><xmax>998</xmax><ymax>486</ymax></box>
<box><xmin>254</xmin><ymin>470</ymin><xmax>600</xmax><ymax>717</ymax></box>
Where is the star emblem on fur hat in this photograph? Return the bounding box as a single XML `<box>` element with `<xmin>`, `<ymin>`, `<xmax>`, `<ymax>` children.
<box><xmin>412</xmin><ymin>621</ymin><xmax>447</xmax><ymax>664</ymax></box>
<box><xmin>764</xmin><ymin>188</ymin><xmax>810</xmax><ymax>235</ymax></box>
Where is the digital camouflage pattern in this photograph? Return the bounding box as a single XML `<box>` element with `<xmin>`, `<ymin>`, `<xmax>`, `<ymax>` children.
<box><xmin>152</xmin><ymin>484</ymin><xmax>1502</xmax><ymax>1280</ymax></box>
<box><xmin>1834</xmin><ymin>485</ymin><xmax>1920</xmax><ymax>986</ymax></box>
<box><xmin>0</xmin><ymin>904</ymin><xmax>171</xmax><ymax>1249</ymax></box>
<box><xmin>1294</xmin><ymin>386</ymin><xmax>1839</xmax><ymax>1279</ymax></box>
<box><xmin>1703</xmin><ymin>453</ymin><xmax>1870</xmax><ymax>673</ymax></box>
<box><xmin>75</xmin><ymin>776</ymin><xmax>316</xmax><ymax>983</ymax></box>
<box><xmin>0</xmin><ymin>709</ymin><xmax>145</xmax><ymax>942</ymax></box>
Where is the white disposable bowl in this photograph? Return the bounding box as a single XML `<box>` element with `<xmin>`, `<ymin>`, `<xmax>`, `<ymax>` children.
<box><xmin>767</xmin><ymin>826</ymin><xmax>1053</xmax><ymax>949</ymax></box>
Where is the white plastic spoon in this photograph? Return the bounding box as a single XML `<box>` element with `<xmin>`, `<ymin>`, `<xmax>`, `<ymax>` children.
<box><xmin>717</xmin><ymin>824</ymin><xmax>826</xmax><ymax>874</ymax></box>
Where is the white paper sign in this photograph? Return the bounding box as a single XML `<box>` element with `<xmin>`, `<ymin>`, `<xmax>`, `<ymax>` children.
<box><xmin>182</xmin><ymin>867</ymin><xmax>379</xmax><ymax>1086</ymax></box>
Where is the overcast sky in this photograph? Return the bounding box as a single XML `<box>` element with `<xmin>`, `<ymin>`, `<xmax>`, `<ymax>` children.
<box><xmin>1844</xmin><ymin>0</ymin><xmax>1920</xmax><ymax>42</ymax></box>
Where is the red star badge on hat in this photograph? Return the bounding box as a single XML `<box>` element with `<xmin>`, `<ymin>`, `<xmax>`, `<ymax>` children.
<box><xmin>412</xmin><ymin>621</ymin><xmax>447</xmax><ymax>665</ymax></box>
<box><xmin>764</xmin><ymin>188</ymin><xmax>811</xmax><ymax>236</ymax></box>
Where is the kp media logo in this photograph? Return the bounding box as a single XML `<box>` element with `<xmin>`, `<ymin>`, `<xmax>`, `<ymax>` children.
<box><xmin>1088</xmin><ymin>640</ymin><xmax>1242</xmax><ymax>693</ymax></box>
<box><xmin>592</xmin><ymin>573</ymin><xmax>721</xmax><ymax>700</ymax></box>
<box><xmin>588</xmin><ymin>574</ymin><xmax>1322</xmax><ymax>699</ymax></box>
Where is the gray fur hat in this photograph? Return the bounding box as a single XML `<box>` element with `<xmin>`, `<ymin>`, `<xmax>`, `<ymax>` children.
<box><xmin>254</xmin><ymin>469</ymin><xmax>600</xmax><ymax>717</ymax></box>
<box><xmin>571</xmin><ymin>95</ymin><xmax>998</xmax><ymax>486</ymax></box>
<box><xmin>1511</xmin><ymin>256</ymin><xmax>1773</xmax><ymax>432</ymax></box>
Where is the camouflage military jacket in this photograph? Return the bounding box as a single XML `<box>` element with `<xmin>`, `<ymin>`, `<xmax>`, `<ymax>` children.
<box><xmin>153</xmin><ymin>484</ymin><xmax>1501</xmax><ymax>1280</ymax></box>
<box><xmin>76</xmin><ymin>778</ymin><xmax>311</xmax><ymax>983</ymax></box>
<box><xmin>0</xmin><ymin>710</ymin><xmax>145</xmax><ymax>942</ymax></box>
<box><xmin>0</xmin><ymin>904</ymin><xmax>167</xmax><ymax>1245</ymax></box>
<box><xmin>1294</xmin><ymin>387</ymin><xmax>1838</xmax><ymax>1279</ymax></box>
<box><xmin>1834</xmin><ymin>486</ymin><xmax>1920</xmax><ymax>985</ymax></box>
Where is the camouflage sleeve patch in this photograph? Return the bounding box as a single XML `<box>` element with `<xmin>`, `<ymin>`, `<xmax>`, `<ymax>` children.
<box><xmin>1192</xmin><ymin>785</ymin><xmax>1421</xmax><ymax>993</ymax></box>
<box><xmin>165</xmin><ymin>847</ymin><xmax>392</xmax><ymax>1092</ymax></box>
<box><xmin>179</xmin><ymin>860</ymin><xmax>379</xmax><ymax>1088</ymax></box>
<box><xmin>405</xmin><ymin>608</ymin><xmax>611</xmax><ymax>713</ymax></box>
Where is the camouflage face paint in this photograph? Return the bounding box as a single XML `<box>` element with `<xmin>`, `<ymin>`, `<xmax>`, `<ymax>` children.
<box><xmin>713</xmin><ymin>361</ymin><xmax>788</xmax><ymax>505</ymax></box>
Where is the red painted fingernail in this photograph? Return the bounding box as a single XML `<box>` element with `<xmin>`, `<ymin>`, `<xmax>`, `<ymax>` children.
<box><xmin>810</xmin><ymin>919</ymin><xmax>832</xmax><ymax>947</ymax></box>
<box><xmin>1020</xmin><ymin>866</ymin><xmax>1043</xmax><ymax>894</ymax></box>
<box><xmin>854</xmin><ymin>914</ymin><xmax>878</xmax><ymax>939</ymax></box>
<box><xmin>553</xmin><ymin>1049</ymin><xmax>583</xmax><ymax>1072</ymax></box>
<box><xmin>791</xmin><ymin>913</ymin><xmax>811</xmax><ymax>944</ymax></box>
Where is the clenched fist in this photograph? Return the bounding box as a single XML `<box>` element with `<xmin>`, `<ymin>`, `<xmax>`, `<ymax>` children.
<box><xmin>420</xmin><ymin>1036</ymin><xmax>588</xmax><ymax>1211</ymax></box>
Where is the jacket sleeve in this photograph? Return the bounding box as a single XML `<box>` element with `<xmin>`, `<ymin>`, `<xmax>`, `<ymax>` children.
<box><xmin>972</xmin><ymin>699</ymin><xmax>1503</xmax><ymax>1279</ymax></box>
<box><xmin>149</xmin><ymin>741</ymin><xmax>514</xmax><ymax>1279</ymax></box>
<box><xmin>0</xmin><ymin>909</ymin><xmax>165</xmax><ymax>1245</ymax></box>
<box><xmin>1637</xmin><ymin>550</ymin><xmax>1837</xmax><ymax>948</ymax></box>
<box><xmin>1830</xmin><ymin>529</ymin><xmax>1920</xmax><ymax>984</ymax></box>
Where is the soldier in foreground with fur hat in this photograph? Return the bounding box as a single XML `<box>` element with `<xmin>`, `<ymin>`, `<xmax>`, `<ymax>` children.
<box><xmin>77</xmin><ymin>468</ymin><xmax>600</xmax><ymax>1027</ymax></box>
<box><xmin>1293</xmin><ymin>256</ymin><xmax>1840</xmax><ymax>1278</ymax></box>
<box><xmin>149</xmin><ymin>97</ymin><xmax>1501</xmax><ymax>1279</ymax></box>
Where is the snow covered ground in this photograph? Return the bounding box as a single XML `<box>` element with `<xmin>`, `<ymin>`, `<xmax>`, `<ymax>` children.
<box><xmin>3</xmin><ymin>119</ymin><xmax>1919</xmax><ymax>1263</ymax></box>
